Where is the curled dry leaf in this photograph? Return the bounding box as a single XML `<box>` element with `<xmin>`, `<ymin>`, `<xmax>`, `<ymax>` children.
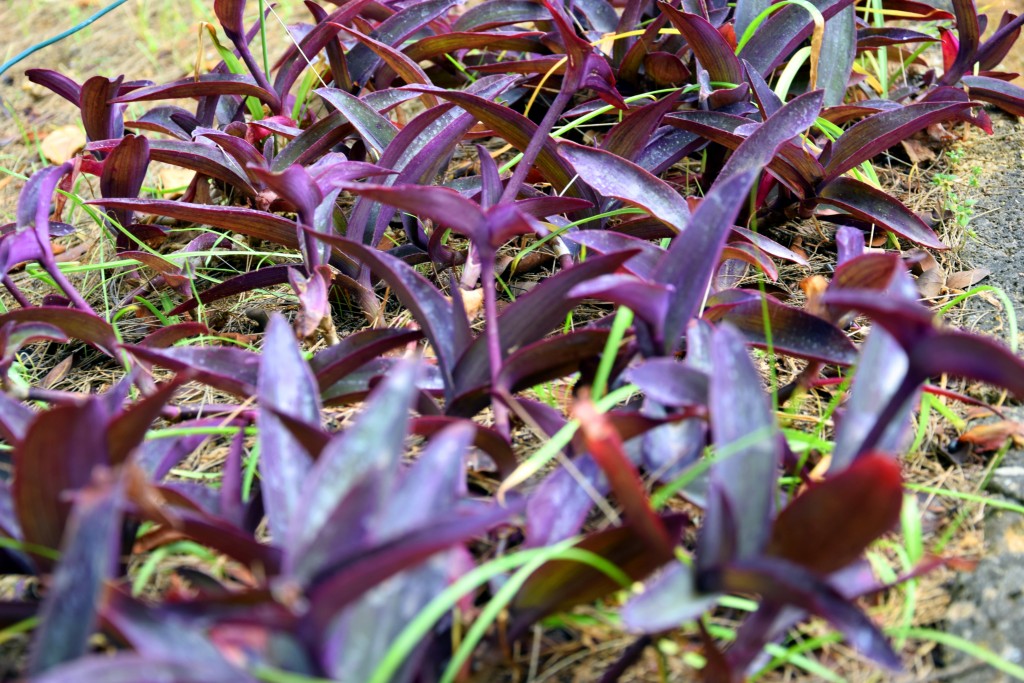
<box><xmin>40</xmin><ymin>125</ymin><xmax>86</xmax><ymax>164</ymax></box>
<box><xmin>945</xmin><ymin>267</ymin><xmax>990</xmax><ymax>290</ymax></box>
<box><xmin>959</xmin><ymin>420</ymin><xmax>1024</xmax><ymax>452</ymax></box>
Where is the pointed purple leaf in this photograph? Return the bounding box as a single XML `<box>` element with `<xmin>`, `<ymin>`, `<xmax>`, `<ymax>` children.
<box><xmin>821</xmin><ymin>102</ymin><xmax>974</xmax><ymax>182</ymax></box>
<box><xmin>112</xmin><ymin>74</ymin><xmax>277</xmax><ymax>107</ymax></box>
<box><xmin>627</xmin><ymin>358</ymin><xmax>709</xmax><ymax>407</ymax></box>
<box><xmin>316</xmin><ymin>87</ymin><xmax>399</xmax><ymax>155</ymax></box>
<box><xmin>706</xmin><ymin>296</ymin><xmax>858</xmax><ymax>364</ymax></box>
<box><xmin>310</xmin><ymin>327</ymin><xmax>423</xmax><ymax>390</ymax></box>
<box><xmin>453</xmin><ymin>0</ymin><xmax>552</xmax><ymax>30</ymax></box>
<box><xmin>258</xmin><ymin>314</ymin><xmax>321</xmax><ymax>542</ymax></box>
<box><xmin>962</xmin><ymin>75</ymin><xmax>1024</xmax><ymax>116</ymax></box>
<box><xmin>622</xmin><ymin>561</ymin><xmax>719</xmax><ymax>633</ymax></box>
<box><xmin>25</xmin><ymin>69</ymin><xmax>82</xmax><ymax>107</ymax></box>
<box><xmin>28</xmin><ymin>474</ymin><xmax>124</xmax><ymax>675</ymax></box>
<box><xmin>817</xmin><ymin>177</ymin><xmax>945</xmax><ymax>249</ymax></box>
<box><xmin>559</xmin><ymin>141</ymin><xmax>690</xmax><ymax>230</ymax></box>
<box><xmin>713</xmin><ymin>557</ymin><xmax>902</xmax><ymax>670</ymax></box>
<box><xmin>450</xmin><ymin>251</ymin><xmax>633</xmax><ymax>401</ymax></box>
<box><xmin>0</xmin><ymin>308</ymin><xmax>118</xmax><ymax>357</ymax></box>
<box><xmin>125</xmin><ymin>345</ymin><xmax>260</xmax><ymax>397</ymax></box>
<box><xmin>700</xmin><ymin>324</ymin><xmax>780</xmax><ymax>566</ymax></box>
<box><xmin>938</xmin><ymin>0</ymin><xmax>980</xmax><ymax>84</ymax></box>
<box><xmin>81</xmin><ymin>75</ymin><xmax>124</xmax><ymax>142</ymax></box>
<box><xmin>660</xmin><ymin>3</ymin><xmax>744</xmax><ymax>85</ymax></box>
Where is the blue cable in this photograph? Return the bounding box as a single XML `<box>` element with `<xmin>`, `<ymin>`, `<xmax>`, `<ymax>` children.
<box><xmin>0</xmin><ymin>0</ymin><xmax>131</xmax><ymax>79</ymax></box>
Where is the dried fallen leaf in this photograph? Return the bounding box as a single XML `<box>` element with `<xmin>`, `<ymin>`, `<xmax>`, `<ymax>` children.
<box><xmin>945</xmin><ymin>268</ymin><xmax>990</xmax><ymax>290</ymax></box>
<box><xmin>40</xmin><ymin>355</ymin><xmax>74</xmax><ymax>390</ymax></box>
<box><xmin>460</xmin><ymin>287</ymin><xmax>485</xmax><ymax>320</ymax></box>
<box><xmin>960</xmin><ymin>420</ymin><xmax>1024</xmax><ymax>452</ymax></box>
<box><xmin>157</xmin><ymin>167</ymin><xmax>197</xmax><ymax>198</ymax></box>
<box><xmin>901</xmin><ymin>137</ymin><xmax>937</xmax><ymax>165</ymax></box>
<box><xmin>40</xmin><ymin>125</ymin><xmax>86</xmax><ymax>164</ymax></box>
<box><xmin>907</xmin><ymin>248</ymin><xmax>945</xmax><ymax>299</ymax></box>
<box><xmin>800</xmin><ymin>274</ymin><xmax>829</xmax><ymax>317</ymax></box>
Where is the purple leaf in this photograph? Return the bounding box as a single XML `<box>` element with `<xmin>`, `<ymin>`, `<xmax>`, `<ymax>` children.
<box><xmin>258</xmin><ymin>314</ymin><xmax>321</xmax><ymax>542</ymax></box>
<box><xmin>564</xmin><ymin>231</ymin><xmax>663</xmax><ymax>278</ymax></box>
<box><xmin>627</xmin><ymin>358</ymin><xmax>709</xmax><ymax>407</ymax></box>
<box><xmin>911</xmin><ymin>331</ymin><xmax>1024</xmax><ymax>398</ymax></box>
<box><xmin>344</xmin><ymin>0</ymin><xmax>457</xmax><ymax>86</ymax></box>
<box><xmin>272</xmin><ymin>16</ymin><xmax>348</xmax><ymax>97</ymax></box>
<box><xmin>403</xmin><ymin>31</ymin><xmax>545</xmax><ymax>64</ymax></box>
<box><xmin>125</xmin><ymin>345</ymin><xmax>260</xmax><ymax>397</ymax></box>
<box><xmin>286</xmin><ymin>360</ymin><xmax>418</xmax><ymax>578</ymax></box>
<box><xmin>14</xmin><ymin>400</ymin><xmax>110</xmax><ymax>557</ymax></box>
<box><xmin>107</xmin><ymin>379</ymin><xmax>186</xmax><ymax>466</ymax></box>
<box><xmin>344</xmin><ymin>78</ymin><xmax>515</xmax><ymax>246</ymax></box>
<box><xmin>977</xmin><ymin>13</ymin><xmax>1024</xmax><ymax>70</ymax></box>
<box><xmin>668</xmin><ymin>120</ymin><xmax>819</xmax><ymax>198</ymax></box>
<box><xmin>962</xmin><ymin>75</ymin><xmax>1024</xmax><ymax>116</ymax></box>
<box><xmin>112</xmin><ymin>74</ymin><xmax>278</xmax><ymax>107</ymax></box>
<box><xmin>857</xmin><ymin>27</ymin><xmax>939</xmax><ymax>47</ymax></box>
<box><xmin>510</xmin><ymin>514</ymin><xmax>690</xmax><ymax>637</ymax></box>
<box><xmin>705</xmin><ymin>296</ymin><xmax>858</xmax><ymax>364</ymax></box>
<box><xmin>498</xmin><ymin>328</ymin><xmax>613</xmax><ymax>393</ymax></box>
<box><xmin>213</xmin><ymin>0</ymin><xmax>246</xmax><ymax>37</ymax></box>
<box><xmin>336</xmin><ymin>24</ymin><xmax>436</xmax><ymax>95</ymax></box>
<box><xmin>81</xmin><ymin>76</ymin><xmax>124</xmax><ymax>142</ymax></box>
<box><xmin>343</xmin><ymin>183</ymin><xmax>486</xmax><ymax>240</ymax></box>
<box><xmin>710</xmin><ymin>557</ymin><xmax>902</xmax><ymax>670</ymax></box>
<box><xmin>817</xmin><ymin>177</ymin><xmax>945</xmax><ymax>249</ymax></box>
<box><xmin>28</xmin><ymin>473</ymin><xmax>124</xmax><ymax>675</ymax></box>
<box><xmin>411</xmin><ymin>416</ymin><xmax>517</xmax><ymax>478</ymax></box>
<box><xmin>818</xmin><ymin>5</ymin><xmax>856</xmax><ymax>106</ymax></box>
<box><xmin>270</xmin><ymin>111</ymin><xmax>352</xmax><ymax>172</ymax></box>
<box><xmin>767</xmin><ymin>453</ymin><xmax>903</xmax><ymax>574</ymax></box>
<box><xmin>453</xmin><ymin>0</ymin><xmax>551</xmax><ymax>30</ymax></box>
<box><xmin>31</xmin><ymin>654</ymin><xmax>247</xmax><ymax>683</ymax></box>
<box><xmin>99</xmin><ymin>134</ymin><xmax>150</xmax><ymax>248</ymax></box>
<box><xmin>569</xmin><ymin>274</ymin><xmax>672</xmax><ymax>329</ymax></box>
<box><xmin>699</xmin><ymin>324</ymin><xmax>781</xmax><ymax>567</ymax></box>
<box><xmin>311</xmin><ymin>327</ymin><xmax>423</xmax><ymax>390</ymax></box>
<box><xmin>558</xmin><ymin>141</ymin><xmax>690</xmax><ymax>230</ymax></box>
<box><xmin>659</xmin><ymin>3</ymin><xmax>744</xmax><ymax>86</ymax></box>
<box><xmin>316</xmin><ymin>88</ymin><xmax>399</xmax><ymax>155</ymax></box>
<box><xmin>16</xmin><ymin>163</ymin><xmax>73</xmax><ymax>246</ymax></box>
<box><xmin>622</xmin><ymin>561</ymin><xmax>719</xmax><ymax>633</ymax></box>
<box><xmin>601</xmin><ymin>93</ymin><xmax>682</xmax><ymax>162</ymax></box>
<box><xmin>739</xmin><ymin>0</ymin><xmax>857</xmax><ymax>75</ymax></box>
<box><xmin>0</xmin><ymin>391</ymin><xmax>33</xmax><ymax>443</ymax></box>
<box><xmin>0</xmin><ymin>308</ymin><xmax>118</xmax><ymax>357</ymax></box>
<box><xmin>652</xmin><ymin>171</ymin><xmax>752</xmax><ymax>353</ymax></box>
<box><xmin>90</xmin><ymin>199</ymin><xmax>301</xmax><ymax>251</ymax></box>
<box><xmin>127</xmin><ymin>105</ymin><xmax>199</xmax><ymax>139</ymax></box>
<box><xmin>169</xmin><ymin>266</ymin><xmax>299</xmax><ymax>317</ymax></box>
<box><xmin>25</xmin><ymin>69</ymin><xmax>82</xmax><ymax>106</ymax></box>
<box><xmin>137</xmin><ymin>322</ymin><xmax>210</xmax><ymax>348</ymax></box>
<box><xmin>938</xmin><ymin>0</ymin><xmax>981</xmax><ymax>84</ymax></box>
<box><xmin>195</xmin><ymin>129</ymin><xmax>267</xmax><ymax>176</ymax></box>
<box><xmin>821</xmin><ymin>102</ymin><xmax>974</xmax><ymax>182</ymax></box>
<box><xmin>403</xmin><ymin>85</ymin><xmax>591</xmax><ymax>202</ymax></box>
<box><xmin>525</xmin><ymin>454</ymin><xmax>605</xmax><ymax>547</ymax></box>
<box><xmin>450</xmin><ymin>251</ymin><xmax>633</xmax><ymax>402</ymax></box>
<box><xmin>305</xmin><ymin>229</ymin><xmax>459</xmax><ymax>394</ymax></box>
<box><xmin>306</xmin><ymin>501</ymin><xmax>517</xmax><ymax>631</ymax></box>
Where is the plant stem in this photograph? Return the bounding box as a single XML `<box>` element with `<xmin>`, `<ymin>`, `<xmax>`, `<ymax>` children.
<box><xmin>480</xmin><ymin>250</ymin><xmax>509</xmax><ymax>439</ymax></box>
<box><xmin>499</xmin><ymin>85</ymin><xmax>574</xmax><ymax>204</ymax></box>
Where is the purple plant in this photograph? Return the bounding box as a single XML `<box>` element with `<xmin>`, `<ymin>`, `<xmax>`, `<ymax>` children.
<box><xmin>2</xmin><ymin>0</ymin><xmax>1024</xmax><ymax>679</ymax></box>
